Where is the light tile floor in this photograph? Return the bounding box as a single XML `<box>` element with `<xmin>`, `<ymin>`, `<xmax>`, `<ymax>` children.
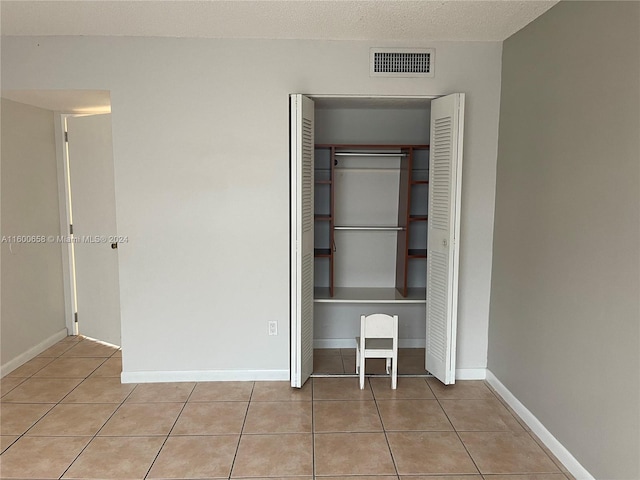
<box><xmin>0</xmin><ymin>336</ymin><xmax>575</xmax><ymax>480</ymax></box>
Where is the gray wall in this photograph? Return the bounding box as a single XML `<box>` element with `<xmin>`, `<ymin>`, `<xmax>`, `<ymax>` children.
<box><xmin>488</xmin><ymin>2</ymin><xmax>640</xmax><ymax>479</ymax></box>
<box><xmin>1</xmin><ymin>98</ymin><xmax>66</xmax><ymax>369</ymax></box>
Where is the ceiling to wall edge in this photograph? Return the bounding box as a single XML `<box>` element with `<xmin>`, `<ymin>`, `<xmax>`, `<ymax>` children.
<box><xmin>1</xmin><ymin>90</ymin><xmax>111</xmax><ymax>114</ymax></box>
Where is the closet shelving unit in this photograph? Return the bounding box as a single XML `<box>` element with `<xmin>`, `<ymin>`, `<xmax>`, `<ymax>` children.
<box><xmin>314</xmin><ymin>143</ymin><xmax>429</xmax><ymax>303</ymax></box>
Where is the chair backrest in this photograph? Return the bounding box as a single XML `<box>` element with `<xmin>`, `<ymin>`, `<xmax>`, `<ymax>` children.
<box><xmin>360</xmin><ymin>313</ymin><xmax>398</xmax><ymax>340</ymax></box>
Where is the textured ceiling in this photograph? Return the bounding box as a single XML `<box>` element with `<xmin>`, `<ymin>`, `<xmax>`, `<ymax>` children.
<box><xmin>1</xmin><ymin>1</ymin><xmax>558</xmax><ymax>42</ymax></box>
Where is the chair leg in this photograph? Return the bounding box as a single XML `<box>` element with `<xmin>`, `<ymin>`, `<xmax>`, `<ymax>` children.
<box><xmin>355</xmin><ymin>351</ymin><xmax>359</xmax><ymax>374</ymax></box>
<box><xmin>359</xmin><ymin>352</ymin><xmax>365</xmax><ymax>389</ymax></box>
<box><xmin>391</xmin><ymin>356</ymin><xmax>397</xmax><ymax>390</ymax></box>
<box><xmin>385</xmin><ymin>357</ymin><xmax>391</xmax><ymax>374</ymax></box>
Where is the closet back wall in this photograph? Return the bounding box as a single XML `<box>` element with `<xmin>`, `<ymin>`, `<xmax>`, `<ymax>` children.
<box><xmin>1</xmin><ymin>37</ymin><xmax>501</xmax><ymax>381</ymax></box>
<box><xmin>315</xmin><ymin>107</ymin><xmax>430</xmax><ymax>145</ymax></box>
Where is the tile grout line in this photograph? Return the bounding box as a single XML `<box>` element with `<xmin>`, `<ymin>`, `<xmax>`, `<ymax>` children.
<box><xmin>524</xmin><ymin>428</ymin><xmax>573</xmax><ymax>477</ymax></box>
<box><xmin>483</xmin><ymin>380</ymin><xmax>531</xmax><ymax>430</ymax></box>
<box><xmin>227</xmin><ymin>381</ymin><xmax>255</xmax><ymax>479</ymax></box>
<box><xmin>142</xmin><ymin>381</ymin><xmax>198</xmax><ymax>479</ymax></box>
<box><xmin>2</xmin><ymin>337</ymin><xmax>79</xmax><ymax>392</ymax></box>
<box><xmin>7</xmin><ymin>355</ymin><xmax>54</xmax><ymax>378</ymax></box>
<box><xmin>0</xmin><ymin>339</ymin><xmax>78</xmax><ymax>464</ymax></box>
<box><xmin>57</xmin><ymin>351</ymin><xmax>135</xmax><ymax>480</ymax></box>
<box><xmin>431</xmin><ymin>387</ymin><xmax>483</xmax><ymax>477</ymax></box>
<box><xmin>37</xmin><ymin>338</ymin><xmax>121</xmax><ymax>407</ymax></box>
<box><xmin>371</xmin><ymin>377</ymin><xmax>401</xmax><ymax>480</ymax></box>
<box><xmin>0</xmin><ymin>337</ymin><xmax>120</xmax><ymax>479</ymax></box>
<box><xmin>427</xmin><ymin>382</ymin><xmax>568</xmax><ymax>480</ymax></box>
<box><xmin>0</xmin><ymin>375</ymin><xmax>28</xmax><ymax>398</ymax></box>
<box><xmin>3</xmin><ymin>339</ymin><xmax>111</xmax><ymax>478</ymax></box>
<box><xmin>482</xmin><ymin>380</ymin><xmax>570</xmax><ymax>477</ymax></box>
<box><xmin>34</xmin><ymin>355</ymin><xmax>113</xmax><ymax>381</ymax></box>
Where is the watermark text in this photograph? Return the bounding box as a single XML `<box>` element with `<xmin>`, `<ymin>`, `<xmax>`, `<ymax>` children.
<box><xmin>1</xmin><ymin>235</ymin><xmax>129</xmax><ymax>244</ymax></box>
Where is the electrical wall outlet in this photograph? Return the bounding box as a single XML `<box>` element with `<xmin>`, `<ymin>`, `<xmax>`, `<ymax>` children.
<box><xmin>268</xmin><ymin>321</ymin><xmax>278</xmax><ymax>336</ymax></box>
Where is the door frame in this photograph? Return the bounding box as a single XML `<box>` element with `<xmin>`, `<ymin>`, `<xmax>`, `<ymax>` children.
<box><xmin>290</xmin><ymin>93</ymin><xmax>443</xmax><ymax>385</ymax></box>
<box><xmin>55</xmin><ymin>113</ymin><xmax>77</xmax><ymax>336</ymax></box>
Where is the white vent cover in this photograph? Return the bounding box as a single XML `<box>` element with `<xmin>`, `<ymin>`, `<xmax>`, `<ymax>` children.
<box><xmin>370</xmin><ymin>48</ymin><xmax>434</xmax><ymax>77</ymax></box>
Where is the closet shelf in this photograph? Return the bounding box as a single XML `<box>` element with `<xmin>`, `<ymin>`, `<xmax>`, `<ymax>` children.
<box><xmin>314</xmin><ymin>248</ymin><xmax>332</xmax><ymax>257</ymax></box>
<box><xmin>315</xmin><ymin>144</ymin><xmax>429</xmax><ymax>149</ymax></box>
<box><xmin>409</xmin><ymin>215</ymin><xmax>428</xmax><ymax>221</ymax></box>
<box><xmin>408</xmin><ymin>249</ymin><xmax>427</xmax><ymax>258</ymax></box>
<box><xmin>334</xmin><ymin>226</ymin><xmax>405</xmax><ymax>231</ymax></box>
<box><xmin>334</xmin><ymin>166</ymin><xmax>403</xmax><ymax>172</ymax></box>
<box><xmin>334</xmin><ymin>152</ymin><xmax>407</xmax><ymax>157</ymax></box>
<box><xmin>314</xmin><ymin>287</ymin><xmax>426</xmax><ymax>304</ymax></box>
<box><xmin>411</xmin><ymin>180</ymin><xmax>429</xmax><ymax>185</ymax></box>
<box><xmin>315</xmin><ymin>215</ymin><xmax>332</xmax><ymax>221</ymax></box>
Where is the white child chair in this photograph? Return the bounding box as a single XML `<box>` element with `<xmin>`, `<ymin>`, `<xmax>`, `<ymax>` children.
<box><xmin>355</xmin><ymin>313</ymin><xmax>398</xmax><ymax>390</ymax></box>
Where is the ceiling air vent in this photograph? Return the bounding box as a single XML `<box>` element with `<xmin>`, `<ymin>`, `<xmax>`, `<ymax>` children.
<box><xmin>370</xmin><ymin>48</ymin><xmax>434</xmax><ymax>78</ymax></box>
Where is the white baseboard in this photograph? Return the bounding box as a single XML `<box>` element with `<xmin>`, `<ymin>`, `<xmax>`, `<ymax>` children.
<box><xmin>455</xmin><ymin>368</ymin><xmax>486</xmax><ymax>380</ymax></box>
<box><xmin>121</xmin><ymin>369</ymin><xmax>289</xmax><ymax>384</ymax></box>
<box><xmin>485</xmin><ymin>370</ymin><xmax>595</xmax><ymax>480</ymax></box>
<box><xmin>314</xmin><ymin>338</ymin><xmax>426</xmax><ymax>349</ymax></box>
<box><xmin>0</xmin><ymin>328</ymin><xmax>68</xmax><ymax>377</ymax></box>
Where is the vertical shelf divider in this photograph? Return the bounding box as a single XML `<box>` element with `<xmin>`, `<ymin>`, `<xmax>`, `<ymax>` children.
<box><xmin>329</xmin><ymin>146</ymin><xmax>335</xmax><ymax>297</ymax></box>
<box><xmin>395</xmin><ymin>147</ymin><xmax>411</xmax><ymax>297</ymax></box>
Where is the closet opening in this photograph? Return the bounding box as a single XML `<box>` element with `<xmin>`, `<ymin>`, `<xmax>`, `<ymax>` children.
<box><xmin>291</xmin><ymin>94</ymin><xmax>465</xmax><ymax>388</ymax></box>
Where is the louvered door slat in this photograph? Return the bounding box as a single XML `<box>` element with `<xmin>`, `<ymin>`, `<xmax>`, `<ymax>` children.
<box><xmin>427</xmin><ymin>250</ymin><xmax>448</xmax><ymax>361</ymax></box>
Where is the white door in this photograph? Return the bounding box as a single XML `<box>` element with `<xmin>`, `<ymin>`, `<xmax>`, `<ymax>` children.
<box><xmin>290</xmin><ymin>94</ymin><xmax>315</xmax><ymax>388</ymax></box>
<box><xmin>67</xmin><ymin>114</ymin><xmax>121</xmax><ymax>346</ymax></box>
<box><xmin>425</xmin><ymin>93</ymin><xmax>465</xmax><ymax>385</ymax></box>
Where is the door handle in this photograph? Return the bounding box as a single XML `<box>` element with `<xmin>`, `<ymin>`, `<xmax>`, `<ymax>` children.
<box><xmin>442</xmin><ymin>239</ymin><xmax>448</xmax><ymax>247</ymax></box>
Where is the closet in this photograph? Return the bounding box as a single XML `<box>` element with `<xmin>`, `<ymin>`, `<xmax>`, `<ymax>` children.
<box><xmin>291</xmin><ymin>94</ymin><xmax>465</xmax><ymax>388</ymax></box>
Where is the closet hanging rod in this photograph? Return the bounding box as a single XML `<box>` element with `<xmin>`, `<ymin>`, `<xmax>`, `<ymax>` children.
<box><xmin>334</xmin><ymin>152</ymin><xmax>407</xmax><ymax>157</ymax></box>
<box><xmin>334</xmin><ymin>226</ymin><xmax>405</xmax><ymax>231</ymax></box>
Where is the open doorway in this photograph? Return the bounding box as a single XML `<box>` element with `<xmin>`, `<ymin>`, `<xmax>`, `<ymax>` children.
<box><xmin>291</xmin><ymin>94</ymin><xmax>465</xmax><ymax>388</ymax></box>
<box><xmin>2</xmin><ymin>90</ymin><xmax>121</xmax><ymax>348</ymax></box>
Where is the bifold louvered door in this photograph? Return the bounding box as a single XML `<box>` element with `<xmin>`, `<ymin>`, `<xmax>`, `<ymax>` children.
<box><xmin>426</xmin><ymin>93</ymin><xmax>465</xmax><ymax>385</ymax></box>
<box><xmin>290</xmin><ymin>94</ymin><xmax>315</xmax><ymax>388</ymax></box>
